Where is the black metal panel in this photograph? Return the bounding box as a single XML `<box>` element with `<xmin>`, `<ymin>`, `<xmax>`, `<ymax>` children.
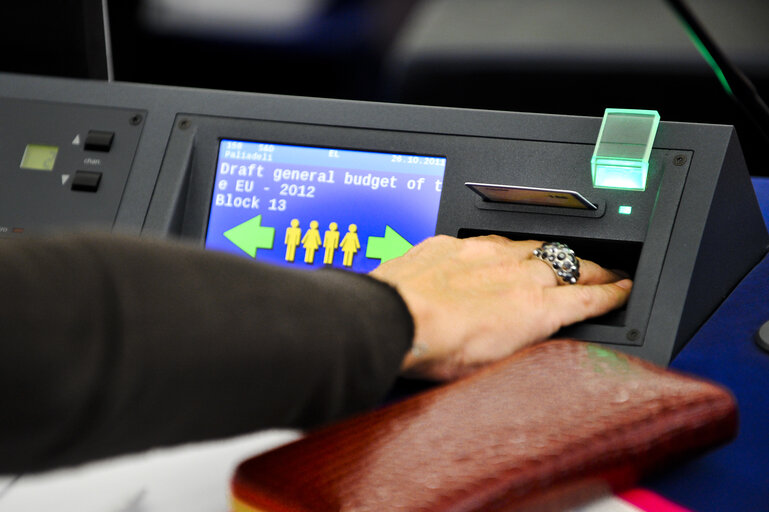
<box><xmin>0</xmin><ymin>97</ymin><xmax>144</xmax><ymax>237</ymax></box>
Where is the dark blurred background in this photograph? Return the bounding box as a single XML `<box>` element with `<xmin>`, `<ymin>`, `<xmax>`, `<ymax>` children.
<box><xmin>2</xmin><ymin>0</ymin><xmax>768</xmax><ymax>174</ymax></box>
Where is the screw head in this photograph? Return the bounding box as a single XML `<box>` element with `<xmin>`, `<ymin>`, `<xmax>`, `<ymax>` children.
<box><xmin>179</xmin><ymin>119</ymin><xmax>191</xmax><ymax>130</ymax></box>
<box><xmin>129</xmin><ymin>114</ymin><xmax>143</xmax><ymax>125</ymax></box>
<box><xmin>626</xmin><ymin>329</ymin><xmax>641</xmax><ymax>341</ymax></box>
<box><xmin>673</xmin><ymin>155</ymin><xmax>687</xmax><ymax>166</ymax></box>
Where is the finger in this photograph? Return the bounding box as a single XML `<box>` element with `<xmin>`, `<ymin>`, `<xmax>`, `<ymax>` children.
<box><xmin>453</xmin><ymin>237</ymin><xmax>546</xmax><ymax>267</ymax></box>
<box><xmin>577</xmin><ymin>258</ymin><xmax>626</xmax><ymax>285</ymax></box>
<box><xmin>544</xmin><ymin>279</ymin><xmax>633</xmax><ymax>327</ymax></box>
<box><xmin>511</xmin><ymin>239</ymin><xmax>548</xmax><ymax>256</ymax></box>
<box><xmin>474</xmin><ymin>237</ymin><xmax>545</xmax><ymax>260</ymax></box>
<box><xmin>522</xmin><ymin>257</ymin><xmax>562</xmax><ymax>287</ymax></box>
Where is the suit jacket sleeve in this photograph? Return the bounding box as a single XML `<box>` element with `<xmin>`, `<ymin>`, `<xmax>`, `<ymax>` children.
<box><xmin>0</xmin><ymin>235</ymin><xmax>414</xmax><ymax>472</ymax></box>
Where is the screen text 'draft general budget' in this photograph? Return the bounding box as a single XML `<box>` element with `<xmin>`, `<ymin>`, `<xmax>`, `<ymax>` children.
<box><xmin>205</xmin><ymin>140</ymin><xmax>446</xmax><ymax>274</ymax></box>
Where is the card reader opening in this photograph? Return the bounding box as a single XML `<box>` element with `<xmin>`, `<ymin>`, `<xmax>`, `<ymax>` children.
<box><xmin>458</xmin><ymin>229</ymin><xmax>642</xmax><ymax>279</ymax></box>
<box><xmin>457</xmin><ymin>229</ymin><xmax>642</xmax><ymax>327</ymax></box>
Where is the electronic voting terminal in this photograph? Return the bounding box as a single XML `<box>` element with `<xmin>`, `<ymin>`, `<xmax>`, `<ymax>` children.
<box><xmin>0</xmin><ymin>73</ymin><xmax>766</xmax><ymax>365</ymax></box>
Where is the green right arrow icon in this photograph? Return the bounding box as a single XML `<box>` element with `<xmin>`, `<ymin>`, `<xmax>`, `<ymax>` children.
<box><xmin>366</xmin><ymin>226</ymin><xmax>413</xmax><ymax>264</ymax></box>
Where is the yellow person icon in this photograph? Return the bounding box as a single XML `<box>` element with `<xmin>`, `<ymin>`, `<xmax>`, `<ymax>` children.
<box><xmin>284</xmin><ymin>219</ymin><xmax>301</xmax><ymax>263</ymax></box>
<box><xmin>302</xmin><ymin>220</ymin><xmax>322</xmax><ymax>264</ymax></box>
<box><xmin>323</xmin><ymin>222</ymin><xmax>340</xmax><ymax>265</ymax></box>
<box><xmin>340</xmin><ymin>223</ymin><xmax>360</xmax><ymax>267</ymax></box>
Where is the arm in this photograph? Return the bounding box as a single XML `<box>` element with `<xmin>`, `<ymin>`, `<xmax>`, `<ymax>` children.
<box><xmin>0</xmin><ymin>235</ymin><xmax>412</xmax><ymax>472</ymax></box>
<box><xmin>0</xmin><ymin>233</ymin><xmax>631</xmax><ymax>473</ymax></box>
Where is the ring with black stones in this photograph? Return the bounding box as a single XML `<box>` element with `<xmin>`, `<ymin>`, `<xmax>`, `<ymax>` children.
<box><xmin>533</xmin><ymin>242</ymin><xmax>580</xmax><ymax>285</ymax></box>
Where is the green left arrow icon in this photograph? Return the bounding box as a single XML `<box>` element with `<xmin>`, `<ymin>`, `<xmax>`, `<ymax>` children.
<box><xmin>224</xmin><ymin>215</ymin><xmax>275</xmax><ymax>258</ymax></box>
<box><xmin>366</xmin><ymin>225</ymin><xmax>413</xmax><ymax>264</ymax></box>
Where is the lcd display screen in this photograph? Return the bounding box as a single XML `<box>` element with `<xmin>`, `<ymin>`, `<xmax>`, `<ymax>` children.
<box><xmin>205</xmin><ymin>140</ymin><xmax>446</xmax><ymax>273</ymax></box>
<box><xmin>20</xmin><ymin>144</ymin><xmax>58</xmax><ymax>171</ymax></box>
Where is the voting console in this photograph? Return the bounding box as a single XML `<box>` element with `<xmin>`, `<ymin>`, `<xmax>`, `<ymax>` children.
<box><xmin>0</xmin><ymin>72</ymin><xmax>766</xmax><ymax>365</ymax></box>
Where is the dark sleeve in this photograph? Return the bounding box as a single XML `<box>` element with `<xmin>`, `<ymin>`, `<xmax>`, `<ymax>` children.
<box><xmin>0</xmin><ymin>235</ymin><xmax>414</xmax><ymax>473</ymax></box>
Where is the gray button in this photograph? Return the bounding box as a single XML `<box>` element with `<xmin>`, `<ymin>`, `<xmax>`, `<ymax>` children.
<box><xmin>756</xmin><ymin>320</ymin><xmax>769</xmax><ymax>353</ymax></box>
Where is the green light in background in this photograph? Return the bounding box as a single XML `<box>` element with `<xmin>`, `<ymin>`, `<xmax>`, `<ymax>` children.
<box><xmin>591</xmin><ymin>109</ymin><xmax>660</xmax><ymax>191</ymax></box>
<box><xmin>618</xmin><ymin>205</ymin><xmax>633</xmax><ymax>215</ymax></box>
<box><xmin>680</xmin><ymin>23</ymin><xmax>732</xmax><ymax>96</ymax></box>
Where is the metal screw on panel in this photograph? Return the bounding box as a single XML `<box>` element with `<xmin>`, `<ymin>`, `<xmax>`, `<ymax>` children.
<box><xmin>129</xmin><ymin>114</ymin><xmax>143</xmax><ymax>125</ymax></box>
<box><xmin>626</xmin><ymin>329</ymin><xmax>641</xmax><ymax>341</ymax></box>
<box><xmin>673</xmin><ymin>155</ymin><xmax>687</xmax><ymax>166</ymax></box>
<box><xmin>179</xmin><ymin>119</ymin><xmax>191</xmax><ymax>130</ymax></box>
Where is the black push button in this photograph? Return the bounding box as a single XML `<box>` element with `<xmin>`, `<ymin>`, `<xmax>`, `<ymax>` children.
<box><xmin>84</xmin><ymin>130</ymin><xmax>114</xmax><ymax>152</ymax></box>
<box><xmin>71</xmin><ymin>171</ymin><xmax>102</xmax><ymax>192</ymax></box>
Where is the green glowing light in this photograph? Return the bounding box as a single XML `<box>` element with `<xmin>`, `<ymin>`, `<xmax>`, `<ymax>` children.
<box><xmin>593</xmin><ymin>163</ymin><xmax>648</xmax><ymax>191</ymax></box>
<box><xmin>591</xmin><ymin>109</ymin><xmax>660</xmax><ymax>191</ymax></box>
<box><xmin>681</xmin><ymin>24</ymin><xmax>733</xmax><ymax>96</ymax></box>
<box><xmin>618</xmin><ymin>205</ymin><xmax>633</xmax><ymax>215</ymax></box>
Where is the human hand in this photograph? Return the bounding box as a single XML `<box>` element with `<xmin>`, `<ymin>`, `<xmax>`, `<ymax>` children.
<box><xmin>370</xmin><ymin>235</ymin><xmax>632</xmax><ymax>380</ymax></box>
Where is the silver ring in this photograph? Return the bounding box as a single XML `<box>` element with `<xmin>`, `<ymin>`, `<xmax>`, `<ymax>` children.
<box><xmin>533</xmin><ymin>242</ymin><xmax>580</xmax><ymax>285</ymax></box>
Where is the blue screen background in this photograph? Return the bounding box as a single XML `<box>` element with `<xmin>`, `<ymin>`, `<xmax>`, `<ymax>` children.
<box><xmin>205</xmin><ymin>140</ymin><xmax>446</xmax><ymax>273</ymax></box>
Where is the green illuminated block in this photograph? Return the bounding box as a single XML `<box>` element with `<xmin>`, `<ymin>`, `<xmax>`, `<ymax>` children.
<box><xmin>618</xmin><ymin>205</ymin><xmax>633</xmax><ymax>215</ymax></box>
<box><xmin>591</xmin><ymin>109</ymin><xmax>660</xmax><ymax>191</ymax></box>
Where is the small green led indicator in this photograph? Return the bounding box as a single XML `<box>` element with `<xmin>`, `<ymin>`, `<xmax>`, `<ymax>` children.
<box><xmin>591</xmin><ymin>109</ymin><xmax>660</xmax><ymax>191</ymax></box>
<box><xmin>618</xmin><ymin>205</ymin><xmax>633</xmax><ymax>215</ymax></box>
